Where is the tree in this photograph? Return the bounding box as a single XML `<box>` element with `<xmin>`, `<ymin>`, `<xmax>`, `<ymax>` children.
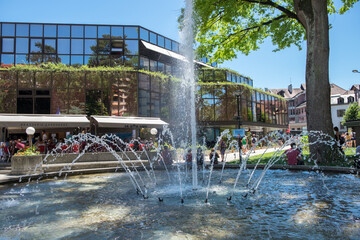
<box><xmin>343</xmin><ymin>102</ymin><xmax>360</xmax><ymax>123</ymax></box>
<box><xmin>191</xmin><ymin>0</ymin><xmax>359</xmax><ymax>162</ymax></box>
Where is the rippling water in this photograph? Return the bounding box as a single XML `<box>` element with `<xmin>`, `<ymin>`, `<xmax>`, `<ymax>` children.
<box><xmin>0</xmin><ymin>169</ymin><xmax>360</xmax><ymax>239</ymax></box>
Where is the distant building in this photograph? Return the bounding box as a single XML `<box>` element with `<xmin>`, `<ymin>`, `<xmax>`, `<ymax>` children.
<box><xmin>269</xmin><ymin>83</ymin><xmax>355</xmax><ymax>133</ymax></box>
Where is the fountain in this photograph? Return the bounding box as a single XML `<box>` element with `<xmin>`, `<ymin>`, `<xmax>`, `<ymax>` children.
<box><xmin>1</xmin><ymin>1</ymin><xmax>360</xmax><ymax>239</ymax></box>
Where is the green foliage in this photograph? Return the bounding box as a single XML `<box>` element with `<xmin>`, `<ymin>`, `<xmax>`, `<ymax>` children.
<box><xmin>15</xmin><ymin>146</ymin><xmax>40</xmax><ymax>156</ymax></box>
<box><xmin>343</xmin><ymin>102</ymin><xmax>360</xmax><ymax>123</ymax></box>
<box><xmin>190</xmin><ymin>0</ymin><xmax>358</xmax><ymax>64</ymax></box>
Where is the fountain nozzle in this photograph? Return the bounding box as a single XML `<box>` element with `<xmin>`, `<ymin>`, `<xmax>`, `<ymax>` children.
<box><xmin>205</xmin><ymin>198</ymin><xmax>208</xmax><ymax>203</ymax></box>
<box><xmin>158</xmin><ymin>197</ymin><xmax>163</xmax><ymax>202</ymax></box>
<box><xmin>227</xmin><ymin>196</ymin><xmax>232</xmax><ymax>201</ymax></box>
<box><xmin>143</xmin><ymin>195</ymin><xmax>149</xmax><ymax>199</ymax></box>
<box><xmin>181</xmin><ymin>199</ymin><xmax>184</xmax><ymax>204</ymax></box>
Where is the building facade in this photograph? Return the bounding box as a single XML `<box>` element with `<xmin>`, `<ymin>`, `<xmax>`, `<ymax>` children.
<box><xmin>0</xmin><ymin>22</ymin><xmax>287</xmax><ymax>140</ymax></box>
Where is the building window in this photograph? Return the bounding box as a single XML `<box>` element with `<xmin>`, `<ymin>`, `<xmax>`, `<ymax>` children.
<box><xmin>337</xmin><ymin>109</ymin><xmax>345</xmax><ymax>117</ymax></box>
<box><xmin>348</xmin><ymin>96</ymin><xmax>355</xmax><ymax>103</ymax></box>
<box><xmin>337</xmin><ymin>97</ymin><xmax>344</xmax><ymax>104</ymax></box>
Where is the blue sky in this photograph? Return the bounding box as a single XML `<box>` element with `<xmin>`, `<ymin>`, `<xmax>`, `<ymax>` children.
<box><xmin>1</xmin><ymin>0</ymin><xmax>359</xmax><ymax>90</ymax></box>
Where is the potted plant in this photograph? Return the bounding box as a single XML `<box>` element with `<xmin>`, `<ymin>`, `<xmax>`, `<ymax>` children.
<box><xmin>11</xmin><ymin>146</ymin><xmax>43</xmax><ymax>175</ymax></box>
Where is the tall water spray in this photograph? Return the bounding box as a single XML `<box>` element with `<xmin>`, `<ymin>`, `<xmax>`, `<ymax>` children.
<box><xmin>180</xmin><ymin>0</ymin><xmax>198</xmax><ymax>188</ymax></box>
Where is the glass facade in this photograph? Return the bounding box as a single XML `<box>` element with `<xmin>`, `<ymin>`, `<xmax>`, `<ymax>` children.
<box><xmin>0</xmin><ymin>22</ymin><xmax>287</xmax><ymax>131</ymax></box>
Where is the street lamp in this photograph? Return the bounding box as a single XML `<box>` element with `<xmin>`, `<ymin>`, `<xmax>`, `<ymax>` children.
<box><xmin>233</xmin><ymin>90</ymin><xmax>243</xmax><ymax>163</ymax></box>
<box><xmin>26</xmin><ymin>127</ymin><xmax>35</xmax><ymax>149</ymax></box>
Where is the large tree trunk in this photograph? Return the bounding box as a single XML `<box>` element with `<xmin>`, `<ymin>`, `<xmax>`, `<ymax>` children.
<box><xmin>294</xmin><ymin>0</ymin><xmax>334</xmax><ymax>162</ymax></box>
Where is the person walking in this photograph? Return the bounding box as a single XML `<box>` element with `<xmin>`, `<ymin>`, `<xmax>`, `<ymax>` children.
<box><xmin>219</xmin><ymin>139</ymin><xmax>226</xmax><ymax>162</ymax></box>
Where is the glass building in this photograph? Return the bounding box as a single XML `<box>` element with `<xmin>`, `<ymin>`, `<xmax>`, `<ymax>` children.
<box><xmin>0</xmin><ymin>22</ymin><xmax>287</xmax><ymax>139</ymax></box>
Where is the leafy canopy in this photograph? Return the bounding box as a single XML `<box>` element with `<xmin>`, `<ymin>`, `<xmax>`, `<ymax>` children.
<box><xmin>192</xmin><ymin>0</ymin><xmax>357</xmax><ymax>63</ymax></box>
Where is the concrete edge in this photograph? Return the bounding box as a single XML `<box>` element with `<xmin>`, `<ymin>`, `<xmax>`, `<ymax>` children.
<box><xmin>1</xmin><ymin>164</ymin><xmax>359</xmax><ymax>185</ymax></box>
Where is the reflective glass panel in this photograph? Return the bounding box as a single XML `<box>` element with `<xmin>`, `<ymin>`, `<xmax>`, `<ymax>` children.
<box><xmin>111</xmin><ymin>54</ymin><xmax>122</xmax><ymax>66</ymax></box>
<box><xmin>71</xmin><ymin>55</ymin><xmax>83</xmax><ymax>65</ymax></box>
<box><xmin>124</xmin><ymin>27</ymin><xmax>138</xmax><ymax>39</ymax></box>
<box><xmin>16</xmin><ymin>38</ymin><xmax>29</xmax><ymax>53</ymax></box>
<box><xmin>85</xmin><ymin>55</ymin><xmax>97</xmax><ymax>66</ymax></box>
<box><xmin>165</xmin><ymin>38</ymin><xmax>171</xmax><ymax>50</ymax></box>
<box><xmin>30</xmin><ymin>39</ymin><xmax>42</xmax><ymax>53</ymax></box>
<box><xmin>71</xmin><ymin>25</ymin><xmax>83</xmax><ymax>38</ymax></box>
<box><xmin>172</xmin><ymin>41</ymin><xmax>179</xmax><ymax>52</ymax></box>
<box><xmin>2</xmin><ymin>38</ymin><xmax>14</xmax><ymax>52</ymax></box>
<box><xmin>71</xmin><ymin>39</ymin><xmax>83</xmax><ymax>54</ymax></box>
<box><xmin>124</xmin><ymin>40</ymin><xmax>138</xmax><ymax>55</ymax></box>
<box><xmin>140</xmin><ymin>28</ymin><xmax>149</xmax><ymax>41</ymax></box>
<box><xmin>57</xmin><ymin>55</ymin><xmax>70</xmax><ymax>65</ymax></box>
<box><xmin>2</xmin><ymin>23</ymin><xmax>15</xmax><ymax>36</ymax></box>
<box><xmin>1</xmin><ymin>54</ymin><xmax>14</xmax><ymax>65</ymax></box>
<box><xmin>111</xmin><ymin>26</ymin><xmax>123</xmax><ymax>38</ymax></box>
<box><xmin>139</xmin><ymin>56</ymin><xmax>149</xmax><ymax>70</ymax></box>
<box><xmin>30</xmin><ymin>24</ymin><xmax>43</xmax><ymax>37</ymax></box>
<box><xmin>43</xmin><ymin>55</ymin><xmax>56</xmax><ymax>63</ymax></box>
<box><xmin>158</xmin><ymin>36</ymin><xmax>164</xmax><ymax>47</ymax></box>
<box><xmin>44</xmin><ymin>39</ymin><xmax>56</xmax><ymax>53</ymax></box>
<box><xmin>158</xmin><ymin>62</ymin><xmax>164</xmax><ymax>73</ymax></box>
<box><xmin>29</xmin><ymin>54</ymin><xmax>42</xmax><ymax>64</ymax></box>
<box><xmin>98</xmin><ymin>26</ymin><xmax>110</xmax><ymax>38</ymax></box>
<box><xmin>58</xmin><ymin>39</ymin><xmax>70</xmax><ymax>54</ymax></box>
<box><xmin>16</xmin><ymin>24</ymin><xmax>29</xmax><ymax>37</ymax></box>
<box><xmin>85</xmin><ymin>26</ymin><xmax>97</xmax><ymax>38</ymax></box>
<box><xmin>150</xmin><ymin>32</ymin><xmax>157</xmax><ymax>44</ymax></box>
<box><xmin>150</xmin><ymin>60</ymin><xmax>157</xmax><ymax>72</ymax></box>
<box><xmin>85</xmin><ymin>39</ymin><xmax>97</xmax><ymax>54</ymax></box>
<box><xmin>111</xmin><ymin>39</ymin><xmax>123</xmax><ymax>55</ymax></box>
<box><xmin>44</xmin><ymin>25</ymin><xmax>56</xmax><ymax>37</ymax></box>
<box><xmin>124</xmin><ymin>56</ymin><xmax>138</xmax><ymax>67</ymax></box>
<box><xmin>98</xmin><ymin>39</ymin><xmax>111</xmax><ymax>55</ymax></box>
<box><xmin>58</xmin><ymin>25</ymin><xmax>70</xmax><ymax>37</ymax></box>
<box><xmin>98</xmin><ymin>55</ymin><xmax>110</xmax><ymax>66</ymax></box>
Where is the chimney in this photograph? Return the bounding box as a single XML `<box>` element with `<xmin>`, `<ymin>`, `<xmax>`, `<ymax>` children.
<box><xmin>288</xmin><ymin>84</ymin><xmax>293</xmax><ymax>94</ymax></box>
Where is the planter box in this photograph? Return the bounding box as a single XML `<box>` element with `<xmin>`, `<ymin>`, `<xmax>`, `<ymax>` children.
<box><xmin>11</xmin><ymin>155</ymin><xmax>43</xmax><ymax>175</ymax></box>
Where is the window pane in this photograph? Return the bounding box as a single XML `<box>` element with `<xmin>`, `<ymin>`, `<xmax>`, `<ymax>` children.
<box><xmin>98</xmin><ymin>55</ymin><xmax>110</xmax><ymax>66</ymax></box>
<box><xmin>30</xmin><ymin>24</ymin><xmax>43</xmax><ymax>37</ymax></box>
<box><xmin>110</xmin><ymin>54</ymin><xmax>122</xmax><ymax>66</ymax></box>
<box><xmin>150</xmin><ymin>60</ymin><xmax>157</xmax><ymax>72</ymax></box>
<box><xmin>172</xmin><ymin>41</ymin><xmax>179</xmax><ymax>52</ymax></box>
<box><xmin>85</xmin><ymin>26</ymin><xmax>97</xmax><ymax>38</ymax></box>
<box><xmin>58</xmin><ymin>55</ymin><xmax>70</xmax><ymax>65</ymax></box>
<box><xmin>44</xmin><ymin>25</ymin><xmax>56</xmax><ymax>37</ymax></box>
<box><xmin>124</xmin><ymin>27</ymin><xmax>138</xmax><ymax>39</ymax></box>
<box><xmin>150</xmin><ymin>32</ymin><xmax>157</xmax><ymax>44</ymax></box>
<box><xmin>158</xmin><ymin>62</ymin><xmax>164</xmax><ymax>73</ymax></box>
<box><xmin>71</xmin><ymin>25</ymin><xmax>83</xmax><ymax>38</ymax></box>
<box><xmin>58</xmin><ymin>39</ymin><xmax>70</xmax><ymax>54</ymax></box>
<box><xmin>71</xmin><ymin>39</ymin><xmax>83</xmax><ymax>54</ymax></box>
<box><xmin>85</xmin><ymin>39</ymin><xmax>97</xmax><ymax>54</ymax></box>
<box><xmin>158</xmin><ymin>36</ymin><xmax>164</xmax><ymax>47</ymax></box>
<box><xmin>98</xmin><ymin>26</ymin><xmax>110</xmax><ymax>38</ymax></box>
<box><xmin>44</xmin><ymin>39</ymin><xmax>56</xmax><ymax>53</ymax></box>
<box><xmin>165</xmin><ymin>38</ymin><xmax>171</xmax><ymax>50</ymax></box>
<box><xmin>16</xmin><ymin>24</ymin><xmax>29</xmax><ymax>37</ymax></box>
<box><xmin>29</xmin><ymin>54</ymin><xmax>42</xmax><ymax>64</ymax></box>
<box><xmin>124</xmin><ymin>40</ymin><xmax>138</xmax><ymax>55</ymax></box>
<box><xmin>16</xmin><ymin>38</ymin><xmax>29</xmax><ymax>53</ymax></box>
<box><xmin>71</xmin><ymin>55</ymin><xmax>83</xmax><ymax>65</ymax></box>
<box><xmin>140</xmin><ymin>56</ymin><xmax>149</xmax><ymax>70</ymax></box>
<box><xmin>140</xmin><ymin>28</ymin><xmax>149</xmax><ymax>41</ymax></box>
<box><xmin>85</xmin><ymin>55</ymin><xmax>97</xmax><ymax>66</ymax></box>
<box><xmin>2</xmin><ymin>23</ymin><xmax>15</xmax><ymax>36</ymax></box>
<box><xmin>1</xmin><ymin>54</ymin><xmax>14</xmax><ymax>65</ymax></box>
<box><xmin>43</xmin><ymin>54</ymin><xmax>56</xmax><ymax>63</ymax></box>
<box><xmin>30</xmin><ymin>39</ymin><xmax>42</xmax><ymax>53</ymax></box>
<box><xmin>58</xmin><ymin>25</ymin><xmax>70</xmax><ymax>37</ymax></box>
<box><xmin>111</xmin><ymin>39</ymin><xmax>123</xmax><ymax>55</ymax></box>
<box><xmin>2</xmin><ymin>38</ymin><xmax>14</xmax><ymax>52</ymax></box>
<box><xmin>98</xmin><ymin>39</ymin><xmax>111</xmax><ymax>55</ymax></box>
<box><xmin>124</xmin><ymin>55</ymin><xmax>138</xmax><ymax>67</ymax></box>
<box><xmin>111</xmin><ymin>26</ymin><xmax>123</xmax><ymax>38</ymax></box>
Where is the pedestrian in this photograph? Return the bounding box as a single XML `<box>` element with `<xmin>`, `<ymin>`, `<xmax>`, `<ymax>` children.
<box><xmin>196</xmin><ymin>147</ymin><xmax>204</xmax><ymax>169</ymax></box>
<box><xmin>209</xmin><ymin>148</ymin><xmax>219</xmax><ymax>164</ymax></box>
<box><xmin>334</xmin><ymin>127</ymin><xmax>344</xmax><ymax>154</ymax></box>
<box><xmin>242</xmin><ymin>137</ymin><xmax>247</xmax><ymax>154</ymax></box>
<box><xmin>283</xmin><ymin>143</ymin><xmax>302</xmax><ymax>165</ymax></box>
<box><xmin>161</xmin><ymin>145</ymin><xmax>173</xmax><ymax>166</ymax></box>
<box><xmin>219</xmin><ymin>139</ymin><xmax>226</xmax><ymax>162</ymax></box>
<box><xmin>251</xmin><ymin>134</ymin><xmax>257</xmax><ymax>152</ymax></box>
<box><xmin>185</xmin><ymin>149</ymin><xmax>192</xmax><ymax>169</ymax></box>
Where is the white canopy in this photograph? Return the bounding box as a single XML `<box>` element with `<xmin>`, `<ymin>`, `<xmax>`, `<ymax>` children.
<box><xmin>0</xmin><ymin>114</ymin><xmax>90</xmax><ymax>129</ymax></box>
<box><xmin>91</xmin><ymin>116</ymin><xmax>168</xmax><ymax>129</ymax></box>
<box><xmin>140</xmin><ymin>40</ymin><xmax>213</xmax><ymax>68</ymax></box>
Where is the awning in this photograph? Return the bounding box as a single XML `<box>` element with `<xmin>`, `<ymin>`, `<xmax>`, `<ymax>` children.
<box><xmin>91</xmin><ymin>116</ymin><xmax>168</xmax><ymax>128</ymax></box>
<box><xmin>0</xmin><ymin>114</ymin><xmax>90</xmax><ymax>129</ymax></box>
<box><xmin>140</xmin><ymin>40</ymin><xmax>213</xmax><ymax>68</ymax></box>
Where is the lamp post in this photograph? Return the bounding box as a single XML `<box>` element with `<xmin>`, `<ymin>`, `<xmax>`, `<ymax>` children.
<box><xmin>233</xmin><ymin>90</ymin><xmax>243</xmax><ymax>163</ymax></box>
<box><xmin>26</xmin><ymin>127</ymin><xmax>35</xmax><ymax>149</ymax></box>
<box><xmin>150</xmin><ymin>128</ymin><xmax>158</xmax><ymax>146</ymax></box>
